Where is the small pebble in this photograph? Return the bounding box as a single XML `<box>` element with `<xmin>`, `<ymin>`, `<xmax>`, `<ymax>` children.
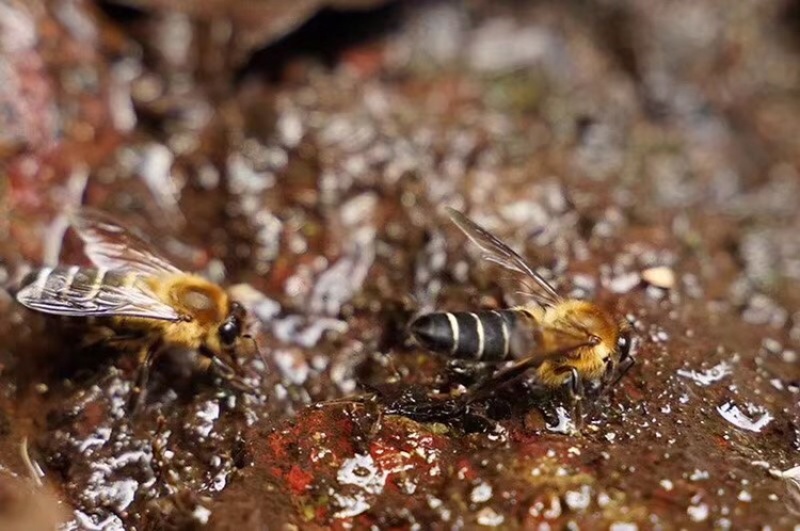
<box><xmin>609</xmin><ymin>272</ymin><xmax>641</xmax><ymax>294</ymax></box>
<box><xmin>476</xmin><ymin>507</ymin><xmax>504</xmax><ymax>526</ymax></box>
<box><xmin>470</xmin><ymin>483</ymin><xmax>493</xmax><ymax>503</ymax></box>
<box><xmin>641</xmin><ymin>266</ymin><xmax>676</xmax><ymax>289</ymax></box>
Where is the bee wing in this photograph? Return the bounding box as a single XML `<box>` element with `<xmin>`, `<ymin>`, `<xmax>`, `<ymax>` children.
<box><xmin>16</xmin><ymin>268</ymin><xmax>181</xmax><ymax>321</ymax></box>
<box><xmin>68</xmin><ymin>208</ymin><xmax>183</xmax><ymax>276</ymax></box>
<box><xmin>508</xmin><ymin>319</ymin><xmax>596</xmax><ymax>361</ymax></box>
<box><xmin>464</xmin><ymin>325</ymin><xmax>597</xmax><ymax>406</ymax></box>
<box><xmin>446</xmin><ymin>207</ymin><xmax>561</xmax><ymax>307</ymax></box>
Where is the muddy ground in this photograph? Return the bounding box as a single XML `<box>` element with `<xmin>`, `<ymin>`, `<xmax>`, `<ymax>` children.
<box><xmin>1</xmin><ymin>0</ymin><xmax>799</xmax><ymax>529</ymax></box>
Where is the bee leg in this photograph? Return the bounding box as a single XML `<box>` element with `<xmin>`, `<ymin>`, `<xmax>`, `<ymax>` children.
<box><xmin>584</xmin><ymin>359</ymin><xmax>616</xmax><ymax>404</ymax></box>
<box><xmin>595</xmin><ymin>354</ymin><xmax>635</xmax><ymax>401</ymax></box>
<box><xmin>368</xmin><ymin>401</ymin><xmax>384</xmax><ymax>439</ymax></box>
<box><xmin>565</xmin><ymin>367</ymin><xmax>585</xmax><ymax>431</ymax></box>
<box><xmin>207</xmin><ymin>356</ymin><xmax>256</xmax><ymax>394</ymax></box>
<box><xmin>600</xmin><ymin>359</ymin><xmax>616</xmax><ymax>387</ymax></box>
<box><xmin>461</xmin><ymin>355</ymin><xmax>544</xmax><ymax>407</ymax></box>
<box><xmin>314</xmin><ymin>395</ymin><xmax>383</xmax><ymax>451</ymax></box>
<box><xmin>196</xmin><ymin>356</ymin><xmax>215</xmax><ymax>382</ymax></box>
<box><xmin>612</xmin><ymin>355</ymin><xmax>635</xmax><ymax>386</ymax></box>
<box><xmin>390</xmin><ymin>356</ymin><xmax>539</xmax><ymax>423</ymax></box>
<box><xmin>355</xmin><ymin>394</ymin><xmax>384</xmax><ymax>445</ymax></box>
<box><xmin>446</xmin><ymin>359</ymin><xmax>497</xmax><ymax>387</ymax></box>
<box><xmin>460</xmin><ymin>338</ymin><xmax>595</xmax><ymax>409</ymax></box>
<box><xmin>128</xmin><ymin>342</ymin><xmax>163</xmax><ymax>414</ymax></box>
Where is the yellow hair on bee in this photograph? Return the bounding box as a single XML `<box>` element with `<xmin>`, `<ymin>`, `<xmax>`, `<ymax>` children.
<box><xmin>522</xmin><ymin>299</ymin><xmax>621</xmax><ymax>387</ymax></box>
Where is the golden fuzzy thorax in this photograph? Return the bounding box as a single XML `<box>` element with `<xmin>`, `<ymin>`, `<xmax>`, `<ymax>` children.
<box><xmin>132</xmin><ymin>274</ymin><xmax>231</xmax><ymax>353</ymax></box>
<box><xmin>528</xmin><ymin>299</ymin><xmax>621</xmax><ymax>387</ymax></box>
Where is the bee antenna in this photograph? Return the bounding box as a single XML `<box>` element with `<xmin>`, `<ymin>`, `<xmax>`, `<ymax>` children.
<box><xmin>243</xmin><ymin>334</ymin><xmax>267</xmax><ymax>367</ymax></box>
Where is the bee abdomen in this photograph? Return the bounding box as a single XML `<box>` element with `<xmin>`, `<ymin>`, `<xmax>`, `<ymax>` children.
<box><xmin>18</xmin><ymin>266</ymin><xmax>136</xmax><ymax>295</ymax></box>
<box><xmin>18</xmin><ymin>266</ymin><xmax>85</xmax><ymax>298</ymax></box>
<box><xmin>410</xmin><ymin>310</ymin><xmax>519</xmax><ymax>361</ymax></box>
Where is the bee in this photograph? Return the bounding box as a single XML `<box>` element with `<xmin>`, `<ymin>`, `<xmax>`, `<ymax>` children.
<box><xmin>409</xmin><ymin>207</ymin><xmax>637</xmax><ymax>423</ymax></box>
<box><xmin>15</xmin><ymin>208</ymin><xmax>257</xmax><ymax>409</ymax></box>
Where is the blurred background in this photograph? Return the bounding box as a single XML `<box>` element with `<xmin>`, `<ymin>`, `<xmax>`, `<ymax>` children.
<box><xmin>0</xmin><ymin>0</ymin><xmax>799</xmax><ymax>529</ymax></box>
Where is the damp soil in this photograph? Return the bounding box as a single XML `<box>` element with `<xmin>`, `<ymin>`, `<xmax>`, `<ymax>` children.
<box><xmin>1</xmin><ymin>0</ymin><xmax>799</xmax><ymax>529</ymax></box>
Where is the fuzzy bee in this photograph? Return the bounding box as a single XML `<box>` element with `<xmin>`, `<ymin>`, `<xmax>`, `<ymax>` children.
<box><xmin>15</xmin><ymin>208</ymin><xmax>257</xmax><ymax>409</ymax></box>
<box><xmin>409</xmin><ymin>208</ymin><xmax>637</xmax><ymax>422</ymax></box>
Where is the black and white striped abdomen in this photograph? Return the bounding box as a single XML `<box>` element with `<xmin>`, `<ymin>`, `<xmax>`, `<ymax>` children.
<box><xmin>410</xmin><ymin>310</ymin><xmax>520</xmax><ymax>361</ymax></box>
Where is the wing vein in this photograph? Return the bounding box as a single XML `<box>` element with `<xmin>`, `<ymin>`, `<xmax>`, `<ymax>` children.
<box><xmin>16</xmin><ymin>267</ymin><xmax>180</xmax><ymax>321</ymax></box>
<box><xmin>68</xmin><ymin>207</ymin><xmax>182</xmax><ymax>276</ymax></box>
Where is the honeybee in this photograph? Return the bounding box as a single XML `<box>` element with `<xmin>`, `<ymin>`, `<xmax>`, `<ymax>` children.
<box><xmin>409</xmin><ymin>207</ymin><xmax>637</xmax><ymax>423</ymax></box>
<box><xmin>15</xmin><ymin>208</ymin><xmax>257</xmax><ymax>409</ymax></box>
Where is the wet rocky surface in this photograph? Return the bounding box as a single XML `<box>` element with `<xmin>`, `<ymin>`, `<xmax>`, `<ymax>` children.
<box><xmin>1</xmin><ymin>0</ymin><xmax>799</xmax><ymax>529</ymax></box>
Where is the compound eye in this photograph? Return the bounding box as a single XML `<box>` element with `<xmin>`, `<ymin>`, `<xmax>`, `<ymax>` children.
<box><xmin>220</xmin><ymin>320</ymin><xmax>239</xmax><ymax>346</ymax></box>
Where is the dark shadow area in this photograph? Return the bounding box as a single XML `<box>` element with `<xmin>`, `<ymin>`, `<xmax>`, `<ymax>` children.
<box><xmin>779</xmin><ymin>0</ymin><xmax>800</xmax><ymax>50</ymax></box>
<box><xmin>95</xmin><ymin>1</ymin><xmax>148</xmax><ymax>25</ymax></box>
<box><xmin>237</xmin><ymin>1</ymin><xmax>404</xmax><ymax>83</ymax></box>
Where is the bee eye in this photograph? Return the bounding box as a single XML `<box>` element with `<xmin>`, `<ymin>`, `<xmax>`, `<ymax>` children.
<box><xmin>220</xmin><ymin>320</ymin><xmax>239</xmax><ymax>346</ymax></box>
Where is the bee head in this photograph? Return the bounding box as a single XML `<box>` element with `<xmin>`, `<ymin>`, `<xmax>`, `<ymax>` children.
<box><xmin>218</xmin><ymin>301</ymin><xmax>246</xmax><ymax>350</ymax></box>
<box><xmin>201</xmin><ymin>301</ymin><xmax>261</xmax><ymax>394</ymax></box>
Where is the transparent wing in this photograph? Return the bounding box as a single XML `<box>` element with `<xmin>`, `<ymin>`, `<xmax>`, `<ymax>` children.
<box><xmin>68</xmin><ymin>207</ymin><xmax>182</xmax><ymax>276</ymax></box>
<box><xmin>446</xmin><ymin>207</ymin><xmax>561</xmax><ymax>307</ymax></box>
<box><xmin>464</xmin><ymin>326</ymin><xmax>598</xmax><ymax>406</ymax></box>
<box><xmin>507</xmin><ymin>317</ymin><xmax>596</xmax><ymax>361</ymax></box>
<box><xmin>16</xmin><ymin>268</ymin><xmax>181</xmax><ymax>321</ymax></box>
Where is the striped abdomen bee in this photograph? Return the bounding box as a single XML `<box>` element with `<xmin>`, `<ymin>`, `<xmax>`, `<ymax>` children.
<box><xmin>409</xmin><ymin>208</ymin><xmax>636</xmax><ymax>419</ymax></box>
<box><xmin>15</xmin><ymin>208</ymin><xmax>256</xmax><ymax>409</ymax></box>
